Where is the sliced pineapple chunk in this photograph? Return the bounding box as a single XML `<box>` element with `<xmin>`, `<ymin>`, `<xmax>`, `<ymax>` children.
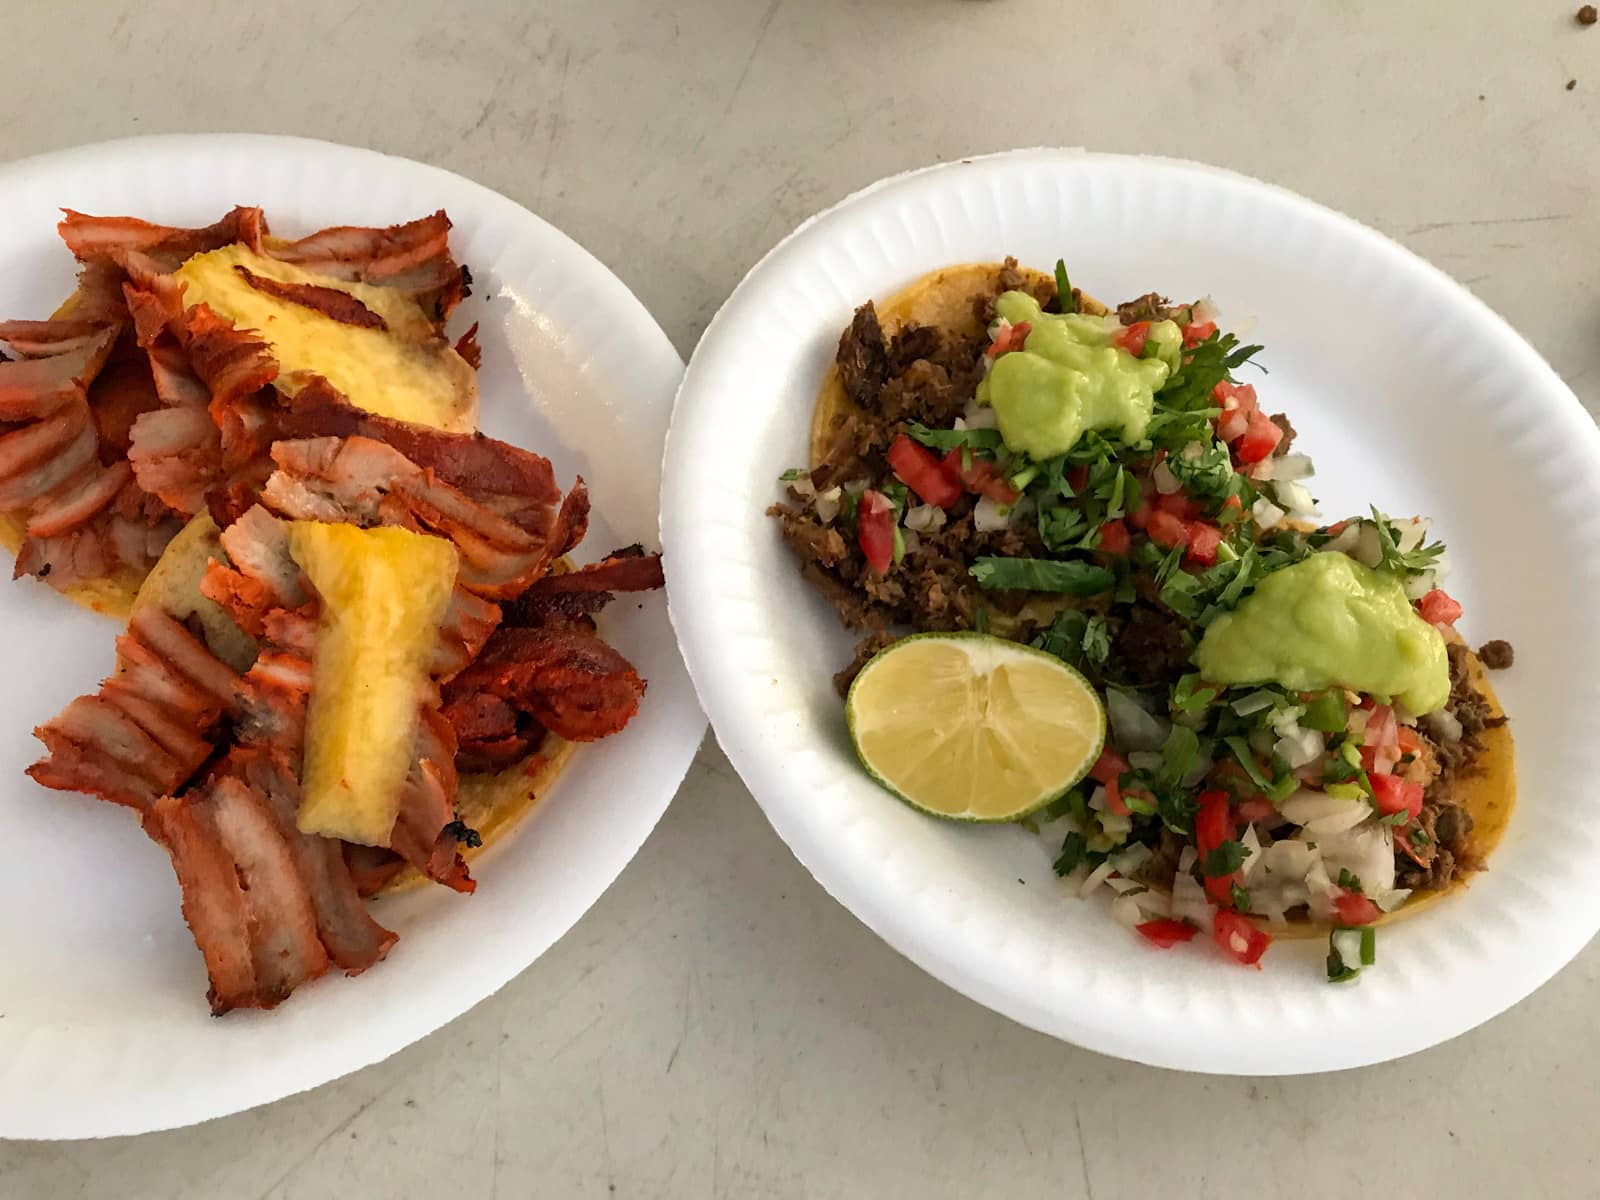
<box><xmin>174</xmin><ymin>244</ymin><xmax>477</xmax><ymax>432</ymax></box>
<box><xmin>289</xmin><ymin>522</ymin><xmax>458</xmax><ymax>846</ymax></box>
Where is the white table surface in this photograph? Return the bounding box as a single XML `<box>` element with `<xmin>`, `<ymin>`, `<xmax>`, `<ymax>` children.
<box><xmin>4</xmin><ymin>1</ymin><xmax>1599</xmax><ymax>1195</ymax></box>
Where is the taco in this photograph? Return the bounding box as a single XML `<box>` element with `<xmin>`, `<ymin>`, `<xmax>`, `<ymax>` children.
<box><xmin>14</xmin><ymin>207</ymin><xmax>666</xmax><ymax>1012</ymax></box>
<box><xmin>0</xmin><ymin>207</ymin><xmax>478</xmax><ymax>616</ymax></box>
<box><xmin>770</xmin><ymin>258</ymin><xmax>1515</xmax><ymax>978</ymax></box>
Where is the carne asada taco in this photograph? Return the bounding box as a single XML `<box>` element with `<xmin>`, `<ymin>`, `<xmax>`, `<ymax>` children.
<box><xmin>771</xmin><ymin>258</ymin><xmax>1515</xmax><ymax>980</ymax></box>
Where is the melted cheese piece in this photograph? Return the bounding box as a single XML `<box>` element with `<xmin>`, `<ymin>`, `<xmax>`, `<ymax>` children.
<box><xmin>175</xmin><ymin>244</ymin><xmax>476</xmax><ymax>432</ymax></box>
<box><xmin>290</xmin><ymin>522</ymin><xmax>458</xmax><ymax>846</ymax></box>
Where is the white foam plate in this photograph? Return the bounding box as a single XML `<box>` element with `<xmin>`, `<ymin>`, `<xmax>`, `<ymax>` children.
<box><xmin>662</xmin><ymin>149</ymin><xmax>1600</xmax><ymax>1074</ymax></box>
<box><xmin>0</xmin><ymin>135</ymin><xmax>704</xmax><ymax>1137</ymax></box>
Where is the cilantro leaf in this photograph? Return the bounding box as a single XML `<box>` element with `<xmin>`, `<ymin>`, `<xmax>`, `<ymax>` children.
<box><xmin>1166</xmin><ymin>440</ymin><xmax>1239</xmax><ymax>502</ymax></box>
<box><xmin>1158</xmin><ymin>724</ymin><xmax>1200</xmax><ymax>788</ymax></box>
<box><xmin>970</xmin><ymin>557</ymin><xmax>1114</xmax><ymax>595</ymax></box>
<box><xmin>1202</xmin><ymin>839</ymin><xmax>1248</xmax><ymax>878</ymax></box>
<box><xmin>1230</xmin><ymin>883</ymin><xmax>1253</xmax><ymax>912</ymax></box>
<box><xmin>1053</xmin><ymin>832</ymin><xmax>1087</xmax><ymax>876</ymax></box>
<box><xmin>1158</xmin><ymin>329</ymin><xmax>1265</xmax><ymax>412</ymax></box>
<box><xmin>906</xmin><ymin>422</ymin><xmax>1006</xmax><ymax>454</ymax></box>
<box><xmin>1369</xmin><ymin>509</ymin><xmax>1446</xmax><ymax>577</ymax></box>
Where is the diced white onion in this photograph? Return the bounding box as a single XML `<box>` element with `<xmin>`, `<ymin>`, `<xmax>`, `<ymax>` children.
<box><xmin>1403</xmin><ymin>570</ymin><xmax>1436</xmax><ymax>601</ymax></box>
<box><xmin>1273</xmin><ymin>725</ymin><xmax>1325</xmax><ymax>770</ymax></box>
<box><xmin>1424</xmin><ymin>709</ymin><xmax>1464</xmax><ymax>743</ymax></box>
<box><xmin>903</xmin><ymin>503</ymin><xmax>946</xmax><ymax>533</ymax></box>
<box><xmin>1352</xmin><ymin>523</ymin><xmax>1383</xmax><ymax>568</ymax></box>
<box><xmin>1374</xmin><ymin>888</ymin><xmax>1413</xmax><ymax>913</ymax></box>
<box><xmin>1111</xmin><ymin>894</ymin><xmax>1146</xmax><ymax>929</ymax></box>
<box><xmin>900</xmin><ymin>529</ymin><xmax>921</xmax><ymax>556</ymax></box>
<box><xmin>789</xmin><ymin>476</ymin><xmax>816</xmax><ymax>498</ymax></box>
<box><xmin>842</xmin><ymin>478</ymin><xmax>870</xmax><ymax>496</ymax></box>
<box><xmin>1396</xmin><ymin>518</ymin><xmax>1430</xmax><ymax>553</ymax></box>
<box><xmin>1106</xmin><ymin>689</ymin><xmax>1171</xmax><ymax>753</ymax></box>
<box><xmin>1170</xmin><ymin>849</ymin><xmax>1214</xmax><ymax>932</ymax></box>
<box><xmin>1251</xmin><ymin>496</ymin><xmax>1286</xmax><ymax>530</ymax></box>
<box><xmin>1087</xmin><ymin>786</ymin><xmax>1107</xmax><ymax>812</ymax></box>
<box><xmin>1271</xmin><ymin>453</ymin><xmax>1315</xmax><ymax>482</ymax></box>
<box><xmin>1153</xmin><ymin>461</ymin><xmax>1182</xmax><ymax>494</ymax></box>
<box><xmin>1098</xmin><ymin>809</ymin><xmax>1133</xmax><ymax>837</ymax></box>
<box><xmin>1330</xmin><ymin>929</ymin><xmax>1364</xmax><ymax>971</ymax></box>
<box><xmin>1240</xmin><ymin>824</ymin><xmax>1263</xmax><ymax>881</ymax></box>
<box><xmin>813</xmin><ymin>487</ymin><xmax>842</xmax><ymax>524</ymax></box>
<box><xmin>1306</xmin><ymin>822</ymin><xmax>1396</xmax><ymax>895</ymax></box>
<box><xmin>1279</xmin><ymin>789</ymin><xmax>1369</xmax><ymax>834</ymax></box>
<box><xmin>1272</xmin><ymin>479</ymin><xmax>1317</xmax><ymax>517</ymax></box>
<box><xmin>1231</xmin><ymin>690</ymin><xmax>1278</xmax><ymax>717</ymax></box>
<box><xmin>1107</xmin><ymin>875</ymin><xmax>1145</xmax><ymax>895</ymax></box>
<box><xmin>961</xmin><ymin>398</ymin><xmax>1000</xmax><ymax>429</ymax></box>
<box><xmin>1191</xmin><ymin>296</ymin><xmax>1220</xmax><ymax>325</ymax></box>
<box><xmin>973</xmin><ymin>496</ymin><xmax>1012</xmax><ymax>532</ymax></box>
<box><xmin>1079</xmin><ymin>859</ymin><xmax>1117</xmax><ymax>898</ymax></box>
<box><xmin>1135</xmin><ymin>889</ymin><xmax>1172</xmax><ymax>919</ymax></box>
<box><xmin>1111</xmin><ymin>842</ymin><xmax>1152</xmax><ymax>875</ymax></box>
<box><xmin>1324</xmin><ymin>523</ymin><xmax>1362</xmax><ymax>555</ymax></box>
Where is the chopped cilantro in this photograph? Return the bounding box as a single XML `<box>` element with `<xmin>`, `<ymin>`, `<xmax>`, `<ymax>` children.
<box><xmin>778</xmin><ymin>467</ymin><xmax>809</xmax><ymax>482</ymax></box>
<box><xmin>1159</xmin><ymin>724</ymin><xmax>1201</xmax><ymax>788</ymax></box>
<box><xmin>905</xmin><ymin>422</ymin><xmax>1006</xmax><ymax>454</ymax></box>
<box><xmin>1230</xmin><ymin>883</ymin><xmax>1253</xmax><ymax>913</ymax></box>
<box><xmin>1410</xmin><ymin>826</ymin><xmax>1432</xmax><ymax>847</ymax></box>
<box><xmin>970</xmin><ymin>557</ymin><xmax>1115</xmax><ymax>595</ymax></box>
<box><xmin>1202</xmin><ymin>839</ymin><xmax>1248</xmax><ymax>878</ymax></box>
<box><xmin>1370</xmin><ymin>508</ymin><xmax>1446</xmax><ymax>577</ymax></box>
<box><xmin>1337</xmin><ymin>868</ymin><xmax>1364</xmax><ymax>893</ymax></box>
<box><xmin>1158</xmin><ymin>329</ymin><xmax>1265</xmax><ymax>412</ymax></box>
<box><xmin>1224</xmin><ymin>736</ymin><xmax>1272</xmax><ymax>790</ymax></box>
<box><xmin>1171</xmin><ymin>674</ymin><xmax>1220</xmax><ymax>714</ymax></box>
<box><xmin>1082</xmin><ymin>616</ymin><xmax>1112</xmax><ymax>667</ymax></box>
<box><xmin>1167</xmin><ymin>440</ymin><xmax>1238</xmax><ymax>501</ymax></box>
<box><xmin>1053</xmin><ymin>832</ymin><xmax>1088</xmax><ymax>876</ymax></box>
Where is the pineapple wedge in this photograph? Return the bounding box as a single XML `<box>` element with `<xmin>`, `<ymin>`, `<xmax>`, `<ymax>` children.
<box><xmin>174</xmin><ymin>244</ymin><xmax>477</xmax><ymax>432</ymax></box>
<box><xmin>289</xmin><ymin>522</ymin><xmax>458</xmax><ymax>846</ymax></box>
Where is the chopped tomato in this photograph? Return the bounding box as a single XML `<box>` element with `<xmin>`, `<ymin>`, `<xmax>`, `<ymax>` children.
<box><xmin>1089</xmin><ymin>749</ymin><xmax>1129</xmax><ymax>786</ymax></box>
<box><xmin>985</xmin><ymin>319</ymin><xmax>1032</xmax><ymax>357</ymax></box>
<box><xmin>940</xmin><ymin>449</ymin><xmax>1018</xmax><ymax>504</ymax></box>
<box><xmin>1089</xmin><ymin>748</ymin><xmax>1130</xmax><ymax>817</ymax></box>
<box><xmin>1194</xmin><ymin>790</ymin><xmax>1236</xmax><ymax>905</ymax></box>
<box><xmin>1113</xmin><ymin>321</ymin><xmax>1151</xmax><ymax>357</ymax></box>
<box><xmin>1397</xmin><ymin>727</ymin><xmax>1423</xmax><ymax>755</ymax></box>
<box><xmin>1234</xmin><ymin>410</ymin><xmax>1284</xmax><ymax>464</ymax></box>
<box><xmin>1127</xmin><ymin>501</ymin><xmax>1151</xmax><ymax>530</ymax></box>
<box><xmin>1182</xmin><ymin>319</ymin><xmax>1217</xmax><ymax>348</ymax></box>
<box><xmin>1136</xmin><ymin>919</ymin><xmax>1197</xmax><ymax>949</ymax></box>
<box><xmin>1097</xmin><ymin>519</ymin><xmax>1131</xmax><ymax>554</ymax></box>
<box><xmin>1147</xmin><ymin>509</ymin><xmax>1189</xmax><ymax>550</ymax></box>
<box><xmin>1212</xmin><ymin>910</ymin><xmax>1272</xmax><ymax>967</ymax></box>
<box><xmin>888</xmin><ymin>435</ymin><xmax>962</xmax><ymax>508</ymax></box>
<box><xmin>1213</xmin><ymin>381</ymin><xmax>1258</xmax><ymax>443</ymax></box>
<box><xmin>1185</xmin><ymin>521</ymin><xmax>1224</xmax><ymax>566</ymax></box>
<box><xmin>1334</xmin><ymin>892</ymin><xmax>1383</xmax><ymax>927</ymax></box>
<box><xmin>1154</xmin><ymin>491</ymin><xmax>1201</xmax><ymax>520</ymax></box>
<box><xmin>1218</xmin><ymin>494</ymin><xmax>1244</xmax><ymax>524</ymax></box>
<box><xmin>1370</xmin><ymin>772</ymin><xmax>1424</xmax><ymax>821</ymax></box>
<box><xmin>1234</xmin><ymin>796</ymin><xmax>1277</xmax><ymax>824</ymax></box>
<box><xmin>1418</xmin><ymin>588</ymin><xmax>1463</xmax><ymax>626</ymax></box>
<box><xmin>1325</xmin><ymin>519</ymin><xmax>1350</xmax><ymax>536</ymax></box>
<box><xmin>856</xmin><ymin>490</ymin><xmax>895</xmax><ymax>575</ymax></box>
<box><xmin>1213</xmin><ymin>380</ymin><xmax>1258</xmax><ymax>412</ymax></box>
<box><xmin>1067</xmin><ymin>465</ymin><xmax>1090</xmax><ymax>493</ymax></box>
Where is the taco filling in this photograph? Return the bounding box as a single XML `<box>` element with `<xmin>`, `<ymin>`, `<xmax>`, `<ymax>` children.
<box><xmin>769</xmin><ymin>259</ymin><xmax>1515</xmax><ymax>979</ymax></box>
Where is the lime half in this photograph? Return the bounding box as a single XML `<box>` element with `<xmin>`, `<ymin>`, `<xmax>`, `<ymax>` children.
<box><xmin>846</xmin><ymin>632</ymin><xmax>1106</xmax><ymax>822</ymax></box>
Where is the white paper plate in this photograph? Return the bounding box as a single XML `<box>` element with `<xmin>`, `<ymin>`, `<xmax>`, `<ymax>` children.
<box><xmin>0</xmin><ymin>135</ymin><xmax>704</xmax><ymax>1138</ymax></box>
<box><xmin>662</xmin><ymin>149</ymin><xmax>1600</xmax><ymax>1074</ymax></box>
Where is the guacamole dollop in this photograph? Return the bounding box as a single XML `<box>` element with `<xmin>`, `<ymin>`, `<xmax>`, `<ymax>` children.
<box><xmin>1194</xmin><ymin>553</ymin><xmax>1450</xmax><ymax>715</ymax></box>
<box><xmin>975</xmin><ymin>292</ymin><xmax>1178</xmax><ymax>460</ymax></box>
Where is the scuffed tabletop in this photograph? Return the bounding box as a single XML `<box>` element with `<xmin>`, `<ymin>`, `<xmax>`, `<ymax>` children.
<box><xmin>2</xmin><ymin>1</ymin><xmax>1597</xmax><ymax>1196</ymax></box>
